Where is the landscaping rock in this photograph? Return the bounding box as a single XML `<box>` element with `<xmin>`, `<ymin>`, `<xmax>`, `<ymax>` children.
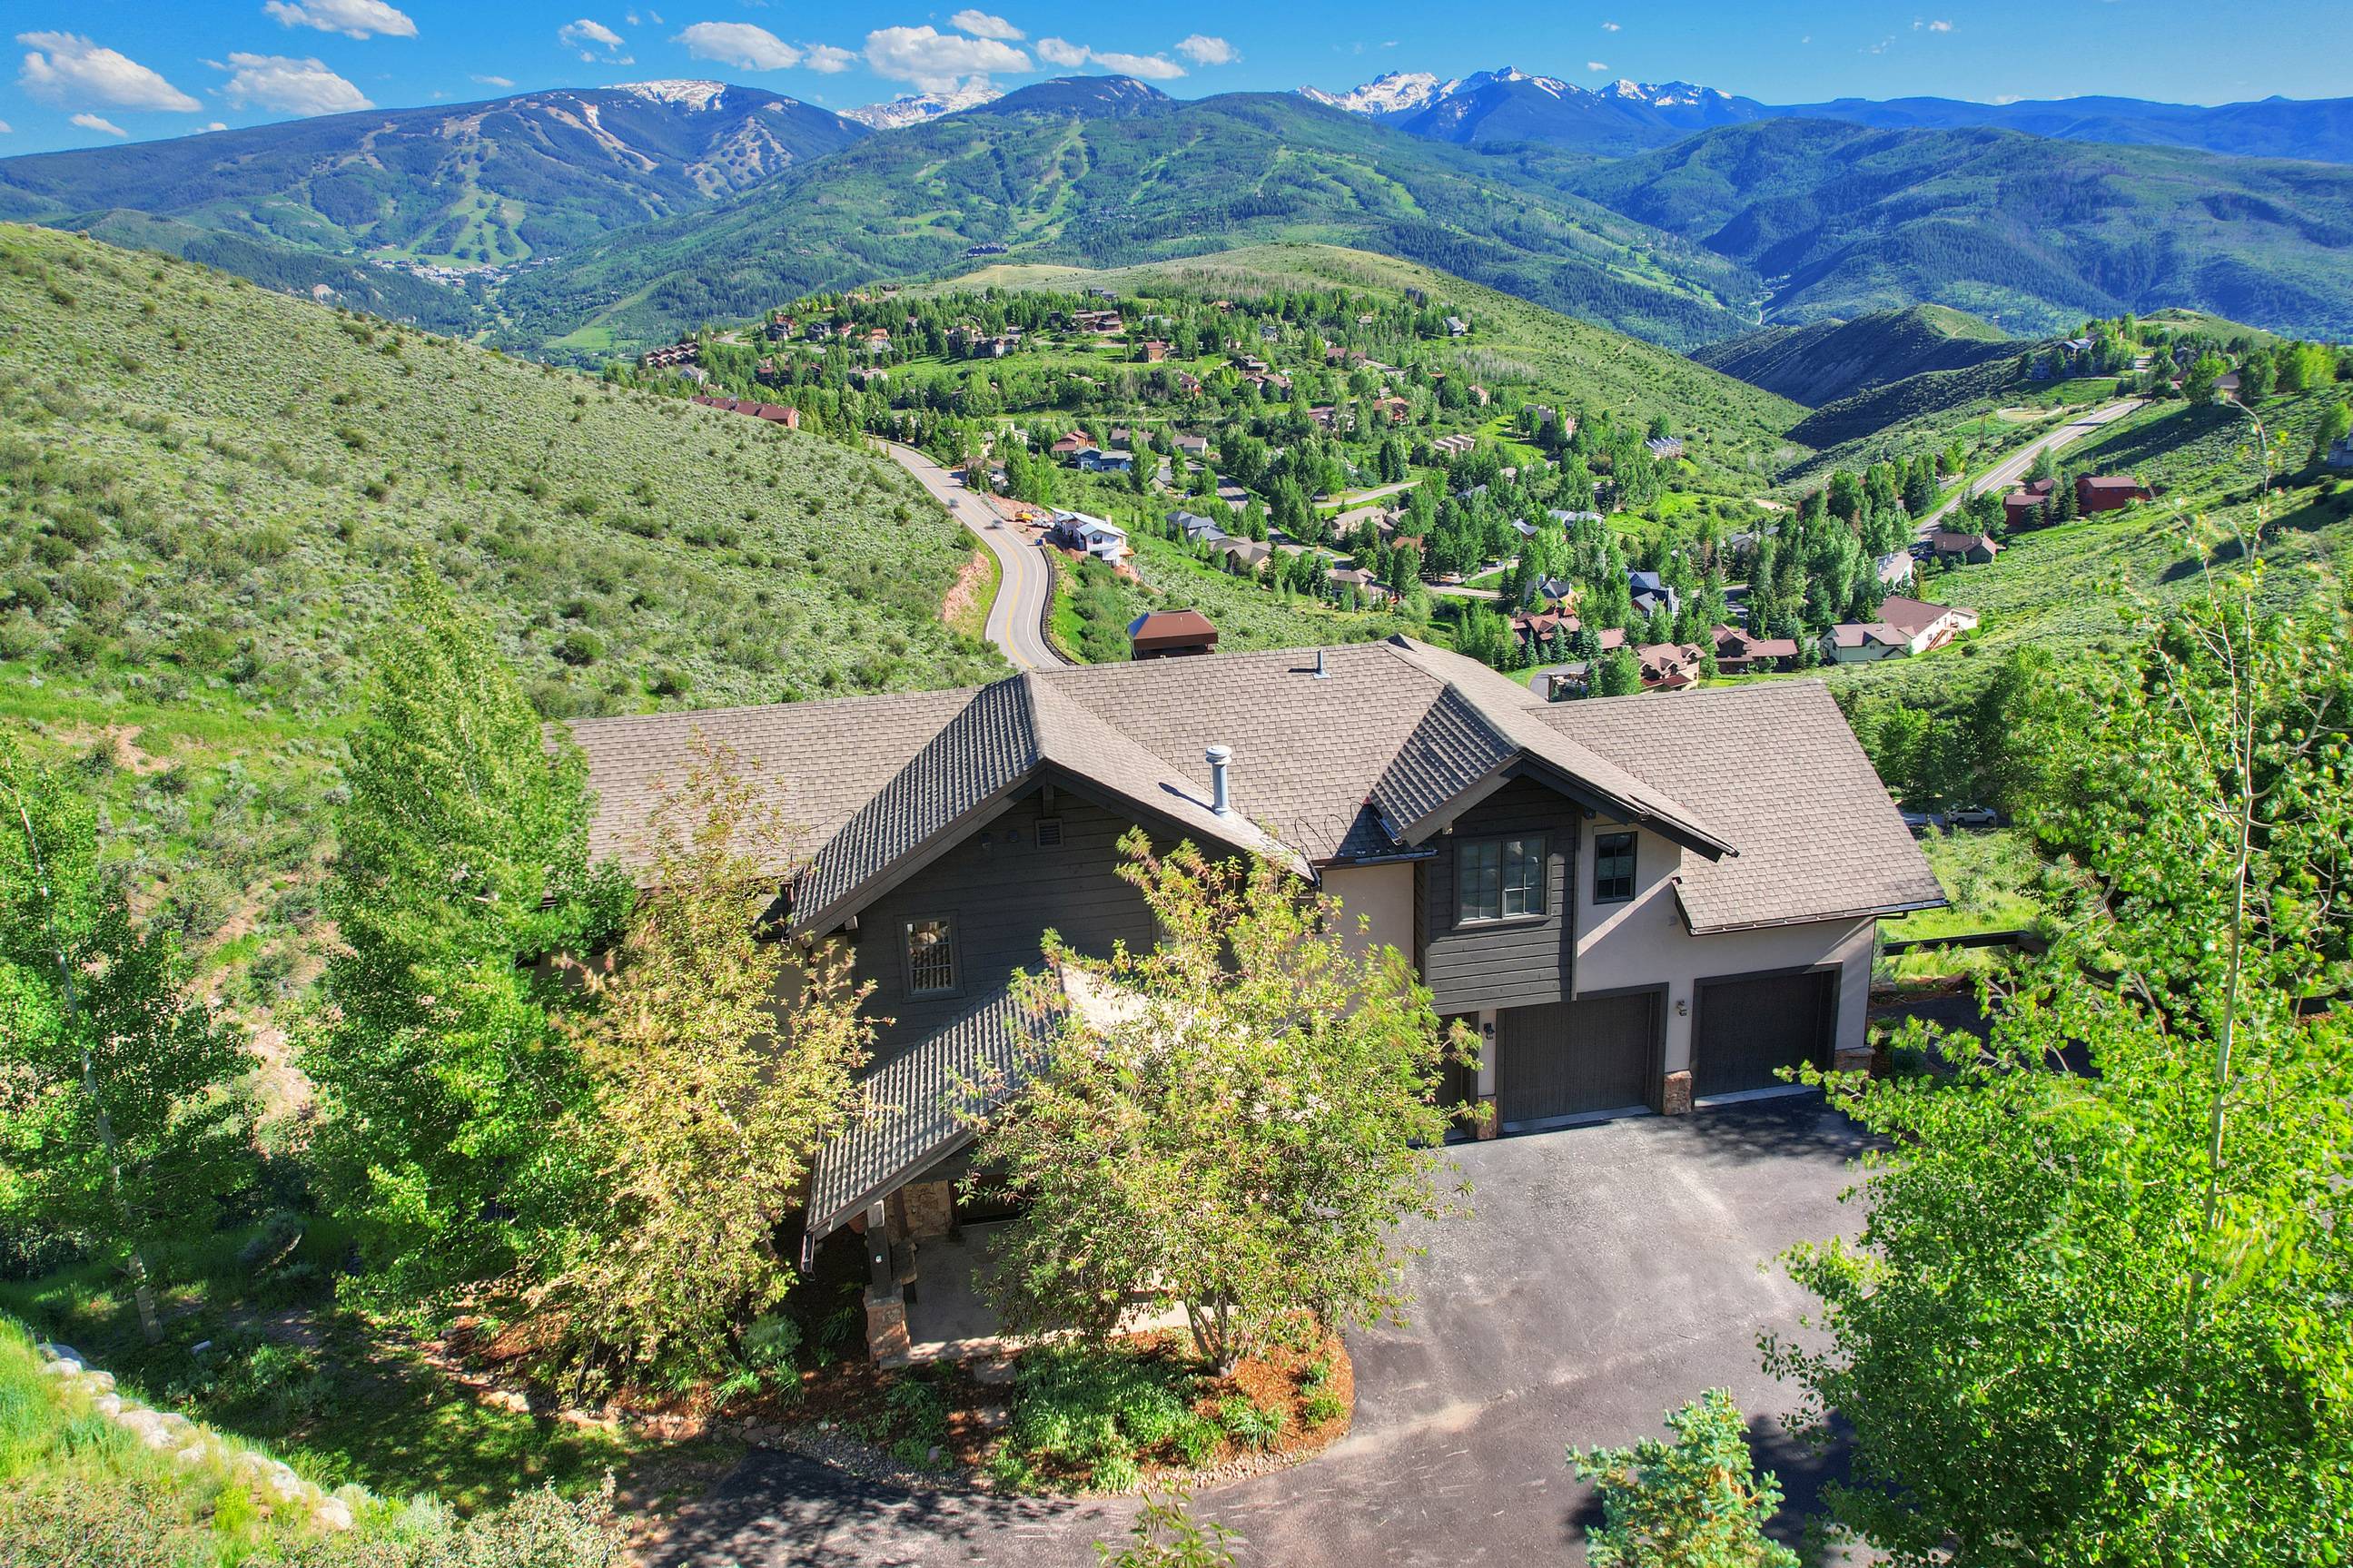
<box><xmin>314</xmin><ymin>1498</ymin><xmax>354</xmax><ymax>1532</ymax></box>
<box><xmin>79</xmin><ymin>1369</ymin><xmax>116</xmax><ymax>1394</ymax></box>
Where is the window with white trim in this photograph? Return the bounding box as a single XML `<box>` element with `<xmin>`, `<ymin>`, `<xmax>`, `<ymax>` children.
<box><xmin>1458</xmin><ymin>836</ymin><xmax>1546</xmax><ymax>923</ymax></box>
<box><xmin>905</xmin><ymin>916</ymin><xmax>956</xmax><ymax>997</ymax></box>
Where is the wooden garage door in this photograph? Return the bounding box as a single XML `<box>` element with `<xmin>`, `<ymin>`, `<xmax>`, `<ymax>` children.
<box><xmin>1496</xmin><ymin>992</ymin><xmax>1658</xmax><ymax>1128</ymax></box>
<box><xmin>1695</xmin><ymin>971</ymin><xmax>1836</xmax><ymax>1099</ymax></box>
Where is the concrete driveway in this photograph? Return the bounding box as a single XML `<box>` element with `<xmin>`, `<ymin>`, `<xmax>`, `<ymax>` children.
<box><xmin>657</xmin><ymin>1094</ymin><xmax>1870</xmax><ymax>1567</ymax></box>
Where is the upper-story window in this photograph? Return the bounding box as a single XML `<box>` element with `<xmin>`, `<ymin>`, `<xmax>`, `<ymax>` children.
<box><xmin>905</xmin><ymin>915</ymin><xmax>957</xmax><ymax>997</ymax></box>
<box><xmin>1593</xmin><ymin>832</ymin><xmax>1638</xmax><ymax>904</ymax></box>
<box><xmin>1458</xmin><ymin>836</ymin><xmax>1546</xmax><ymax>923</ymax></box>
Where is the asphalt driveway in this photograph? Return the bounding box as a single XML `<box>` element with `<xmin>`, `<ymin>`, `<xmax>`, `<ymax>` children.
<box><xmin>657</xmin><ymin>1093</ymin><xmax>1871</xmax><ymax>1567</ymax></box>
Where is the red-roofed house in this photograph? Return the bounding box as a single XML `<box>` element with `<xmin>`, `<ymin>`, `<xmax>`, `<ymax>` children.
<box><xmin>2075</xmin><ymin>474</ymin><xmax>2152</xmax><ymax>514</ymax></box>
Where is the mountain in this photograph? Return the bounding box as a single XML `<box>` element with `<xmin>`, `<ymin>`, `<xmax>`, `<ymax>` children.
<box><xmin>843</xmin><ymin>83</ymin><xmax>1003</xmax><ymax>130</ymax></box>
<box><xmin>1565</xmin><ymin>119</ymin><xmax>2353</xmax><ymax>339</ymax></box>
<box><xmin>1693</xmin><ymin>304</ymin><xmax>2017</xmax><ymax>408</ymax></box>
<box><xmin>0</xmin><ymin>81</ymin><xmax>864</xmax><ymax>271</ymax></box>
<box><xmin>1302</xmin><ymin>69</ymin><xmax>2353</xmax><ymax>163</ymax></box>
<box><xmin>498</xmin><ymin>84</ymin><xmax>1763</xmax><ymax>356</ymax></box>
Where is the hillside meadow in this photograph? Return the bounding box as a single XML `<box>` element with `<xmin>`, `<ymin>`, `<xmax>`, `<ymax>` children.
<box><xmin>0</xmin><ymin>223</ymin><xmax>999</xmax><ymax>1019</ymax></box>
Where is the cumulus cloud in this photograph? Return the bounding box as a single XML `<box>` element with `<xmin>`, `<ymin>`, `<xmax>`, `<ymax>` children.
<box><xmin>1035</xmin><ymin>36</ymin><xmax>1087</xmax><ymax>68</ymax></box>
<box><xmin>948</xmin><ymin>10</ymin><xmax>1023</xmax><ymax>42</ymax></box>
<box><xmin>1088</xmin><ymin>50</ymin><xmax>1184</xmax><ymax>80</ymax></box>
<box><xmin>1587</xmin><ymin>60</ymin><xmax>1607</xmax><ymax>71</ymax></box>
<box><xmin>675</xmin><ymin>21</ymin><xmax>799</xmax><ymax>70</ymax></box>
<box><xmin>71</xmin><ymin>112</ymin><xmax>127</xmax><ymax>136</ymax></box>
<box><xmin>802</xmin><ymin>44</ymin><xmax>854</xmax><ymax>74</ymax></box>
<box><xmin>262</xmin><ymin>0</ymin><xmax>418</xmax><ymax>40</ymax></box>
<box><xmin>217</xmin><ymin>52</ymin><xmax>373</xmax><ymax>114</ymax></box>
<box><xmin>558</xmin><ymin>18</ymin><xmax>626</xmax><ymax>62</ymax></box>
<box><xmin>1175</xmin><ymin>35</ymin><xmax>1236</xmax><ymax>66</ymax></box>
<box><xmin>202</xmin><ymin>120</ymin><xmax>228</xmax><ymax>131</ymax></box>
<box><xmin>1921</xmin><ymin>17</ymin><xmax>1954</xmax><ymax>30</ymax></box>
<box><xmin>472</xmin><ymin>73</ymin><xmax>514</xmax><ymax>87</ymax></box>
<box><xmin>1601</xmin><ymin>19</ymin><xmax>1621</xmax><ymax>30</ymax></box>
<box><xmin>17</xmin><ymin>32</ymin><xmax>202</xmax><ymax>112</ymax></box>
<box><xmin>864</xmin><ymin>25</ymin><xmax>1029</xmax><ymax>93</ymax></box>
<box><xmin>0</xmin><ymin>120</ymin><xmax>11</xmax><ymax>133</ymax></box>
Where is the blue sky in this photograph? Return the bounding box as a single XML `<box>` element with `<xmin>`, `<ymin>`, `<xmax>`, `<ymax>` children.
<box><xmin>1</xmin><ymin>1</ymin><xmax>2341</xmax><ymax>153</ymax></box>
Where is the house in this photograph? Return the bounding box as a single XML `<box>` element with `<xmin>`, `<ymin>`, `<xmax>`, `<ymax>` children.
<box><xmin>1141</xmin><ymin>340</ymin><xmax>1171</xmax><ymax>363</ymax></box>
<box><xmin>1431</xmin><ymin>433</ymin><xmax>1478</xmax><ymax>458</ymax></box>
<box><xmin>2330</xmin><ymin>437</ymin><xmax>2353</xmax><ymax>471</ymax></box>
<box><xmin>1874</xmin><ymin>551</ymin><xmax>1915</xmax><ymax>588</ymax></box>
<box><xmin>2075</xmin><ymin>475</ymin><xmax>2152</xmax><ymax>514</ymax></box>
<box><xmin>1168</xmin><ymin>509</ymin><xmax>1228</xmax><ymax>545</ymax></box>
<box><xmin>1634</xmin><ymin>643</ymin><xmax>1705</xmax><ymax>691</ymax></box>
<box><xmin>2002</xmin><ymin>478</ymin><xmax>2057</xmax><ymax>530</ymax></box>
<box><xmin>1824</xmin><ymin>597</ymin><xmax>1980</xmax><ymax>662</ymax></box>
<box><xmin>1645</xmin><ymin>436</ymin><xmax>1686</xmax><ymax>460</ymax></box>
<box><xmin>1172</xmin><ymin>433</ymin><xmax>1211</xmax><ymax>459</ymax></box>
<box><xmin>1213</xmin><ymin>537</ymin><xmax>1271</xmax><ymax>571</ymax></box>
<box><xmin>1072</xmin><ymin>310</ymin><xmax>1124</xmax><ymax>334</ymax></box>
<box><xmin>2213</xmin><ymin>370</ymin><xmax>2242</xmax><ymax>402</ymax></box>
<box><xmin>1927</xmin><ymin>529</ymin><xmax>2001</xmax><ymax>565</ymax></box>
<box><xmin>689</xmin><ymin>395</ymin><xmax>799</xmax><ymax>429</ymax></box>
<box><xmin>1073</xmin><ymin>447</ymin><xmax>1132</xmax><ymax>474</ymax></box>
<box><xmin>1326</xmin><ymin>567</ymin><xmax>1394</xmax><ymax>602</ymax></box>
<box><xmin>1048</xmin><ymin>432</ymin><xmax>1091</xmax><ymax>458</ymax></box>
<box><xmin>1369</xmin><ymin>396</ymin><xmax>1411</xmax><ymax>425</ymax></box>
<box><xmin>1710</xmin><ymin>626</ymin><xmax>1801</xmax><ymax>674</ymax></box>
<box><xmin>569</xmin><ymin>640</ymin><xmax>1943</xmax><ymax>1359</ymax></box>
<box><xmin>1172</xmin><ymin>371</ymin><xmax>1204</xmax><ymax>397</ymax></box>
<box><xmin>1627</xmin><ymin>570</ymin><xmax>1680</xmax><ymax>621</ymax></box>
<box><xmin>1127</xmin><ymin>610</ymin><xmax>1218</xmax><ymax>659</ymax></box>
<box><xmin>1047</xmin><ymin>511</ymin><xmax>1129</xmax><ymax>563</ymax></box>
<box><xmin>1444</xmin><ymin>316</ymin><xmax>1468</xmax><ymax>336</ymax></box>
<box><xmin>638</xmin><ymin>342</ymin><xmax>698</xmax><ymax>370</ymax></box>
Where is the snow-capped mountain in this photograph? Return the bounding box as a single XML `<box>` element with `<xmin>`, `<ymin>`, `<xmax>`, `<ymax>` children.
<box><xmin>1299</xmin><ymin>66</ymin><xmax>1767</xmax><ymax>153</ymax></box>
<box><xmin>1300</xmin><ymin>71</ymin><xmax>1452</xmax><ymax>117</ymax></box>
<box><xmin>843</xmin><ymin>82</ymin><xmax>1003</xmax><ymax>130</ymax></box>
<box><xmin>611</xmin><ymin>79</ymin><xmax>735</xmax><ymax>112</ymax></box>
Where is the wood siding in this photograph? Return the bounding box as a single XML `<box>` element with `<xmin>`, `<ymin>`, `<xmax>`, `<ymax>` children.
<box><xmin>849</xmin><ymin>790</ymin><xmax>1156</xmax><ymax>1057</ymax></box>
<box><xmin>1419</xmin><ymin>775</ymin><xmax>1581</xmax><ymax>1013</ymax></box>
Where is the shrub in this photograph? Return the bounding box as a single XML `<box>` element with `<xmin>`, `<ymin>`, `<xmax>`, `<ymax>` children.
<box><xmin>1300</xmin><ymin>1387</ymin><xmax>1346</xmax><ymax>1425</ymax></box>
<box><xmin>1215</xmin><ymin>1395</ymin><xmax>1283</xmax><ymax>1451</ymax></box>
<box><xmin>1001</xmin><ymin>1346</ymin><xmax>1197</xmax><ymax>1488</ymax></box>
<box><xmin>550</xmin><ymin>629</ymin><xmax>602</xmax><ymax>666</ymax></box>
<box><xmin>1170</xmin><ymin>1412</ymin><xmax>1222</xmax><ymax>1467</ymax></box>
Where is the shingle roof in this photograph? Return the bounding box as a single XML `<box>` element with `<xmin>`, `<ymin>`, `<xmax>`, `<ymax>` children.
<box><xmin>802</xmin><ymin>986</ymin><xmax>1055</xmax><ymax>1248</ymax></box>
<box><xmin>1541</xmin><ymin>681</ymin><xmax>1944</xmax><ymax>932</ymax></box>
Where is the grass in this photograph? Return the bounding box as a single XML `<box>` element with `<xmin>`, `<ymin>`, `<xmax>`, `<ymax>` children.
<box><xmin>1889</xmin><ymin>828</ymin><xmax>2050</xmax><ymax>943</ymax></box>
<box><xmin>0</xmin><ymin>222</ymin><xmax>1002</xmax><ymax>1034</ymax></box>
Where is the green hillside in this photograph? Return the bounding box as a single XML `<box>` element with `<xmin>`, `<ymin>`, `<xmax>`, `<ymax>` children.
<box><xmin>1692</xmin><ymin>304</ymin><xmax>2016</xmax><ymax>408</ymax></box>
<box><xmin>0</xmin><ymin>223</ymin><xmax>998</xmax><ymax>1006</ymax></box>
<box><xmin>498</xmin><ymin>86</ymin><xmax>1765</xmax><ymax>357</ymax></box>
<box><xmin>945</xmin><ymin>243</ymin><xmax>1813</xmax><ymax>480</ymax></box>
<box><xmin>1567</xmin><ymin>120</ymin><xmax>2353</xmax><ymax>340</ymax></box>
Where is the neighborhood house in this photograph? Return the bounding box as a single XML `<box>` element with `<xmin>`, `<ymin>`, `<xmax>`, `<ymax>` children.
<box><xmin>572</xmin><ymin>639</ymin><xmax>1945</xmax><ymax>1362</ymax></box>
<box><xmin>1047</xmin><ymin>510</ymin><xmax>1130</xmax><ymax>564</ymax></box>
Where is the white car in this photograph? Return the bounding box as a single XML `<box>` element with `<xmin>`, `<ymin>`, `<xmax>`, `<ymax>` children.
<box><xmin>1946</xmin><ymin>804</ymin><xmax>2000</xmax><ymax>830</ymax></box>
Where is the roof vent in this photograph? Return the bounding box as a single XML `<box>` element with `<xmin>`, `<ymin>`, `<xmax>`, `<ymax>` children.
<box><xmin>1035</xmin><ymin>816</ymin><xmax>1063</xmax><ymax>847</ymax></box>
<box><xmin>1206</xmin><ymin>745</ymin><xmax>1234</xmax><ymax>817</ymax></box>
<box><xmin>1313</xmin><ymin>646</ymin><xmax>1329</xmax><ymax>680</ymax></box>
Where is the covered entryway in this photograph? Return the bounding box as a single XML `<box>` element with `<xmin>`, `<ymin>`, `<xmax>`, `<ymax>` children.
<box><xmin>1495</xmin><ymin>991</ymin><xmax>1660</xmax><ymax>1129</ymax></box>
<box><xmin>1694</xmin><ymin>970</ymin><xmax>1837</xmax><ymax>1100</ymax></box>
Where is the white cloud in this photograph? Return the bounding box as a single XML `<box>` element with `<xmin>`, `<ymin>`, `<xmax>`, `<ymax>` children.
<box><xmin>802</xmin><ymin>44</ymin><xmax>854</xmax><ymax>74</ymax></box>
<box><xmin>1035</xmin><ymin>36</ymin><xmax>1087</xmax><ymax>68</ymax></box>
<box><xmin>1925</xmin><ymin>18</ymin><xmax>1954</xmax><ymax>30</ymax></box>
<box><xmin>1089</xmin><ymin>50</ymin><xmax>1184</xmax><ymax>80</ymax></box>
<box><xmin>217</xmin><ymin>52</ymin><xmax>372</xmax><ymax>114</ymax></box>
<box><xmin>17</xmin><ymin>32</ymin><xmax>202</xmax><ymax>112</ymax></box>
<box><xmin>1601</xmin><ymin>19</ymin><xmax>1621</xmax><ymax>30</ymax></box>
<box><xmin>262</xmin><ymin>0</ymin><xmax>418</xmax><ymax>40</ymax></box>
<box><xmin>71</xmin><ymin>112</ymin><xmax>127</xmax><ymax>136</ymax></box>
<box><xmin>202</xmin><ymin>120</ymin><xmax>228</xmax><ymax>131</ymax></box>
<box><xmin>558</xmin><ymin>18</ymin><xmax>626</xmax><ymax>62</ymax></box>
<box><xmin>1587</xmin><ymin>60</ymin><xmax>1607</xmax><ymax>71</ymax></box>
<box><xmin>0</xmin><ymin>120</ymin><xmax>10</xmax><ymax>133</ymax></box>
<box><xmin>472</xmin><ymin>73</ymin><xmax>514</xmax><ymax>87</ymax></box>
<box><xmin>675</xmin><ymin>21</ymin><xmax>799</xmax><ymax>70</ymax></box>
<box><xmin>864</xmin><ymin>25</ymin><xmax>1029</xmax><ymax>93</ymax></box>
<box><xmin>949</xmin><ymin>10</ymin><xmax>1023</xmax><ymax>42</ymax></box>
<box><xmin>1175</xmin><ymin>35</ymin><xmax>1237</xmax><ymax>66</ymax></box>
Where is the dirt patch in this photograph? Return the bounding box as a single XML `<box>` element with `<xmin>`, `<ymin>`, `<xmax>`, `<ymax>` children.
<box><xmin>940</xmin><ymin>543</ymin><xmax>992</xmax><ymax>636</ymax></box>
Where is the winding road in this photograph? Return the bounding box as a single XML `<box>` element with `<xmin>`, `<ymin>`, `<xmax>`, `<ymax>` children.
<box><xmin>1916</xmin><ymin>397</ymin><xmax>2144</xmax><ymax>536</ymax></box>
<box><xmin>879</xmin><ymin>439</ymin><xmax>1069</xmax><ymax>670</ymax></box>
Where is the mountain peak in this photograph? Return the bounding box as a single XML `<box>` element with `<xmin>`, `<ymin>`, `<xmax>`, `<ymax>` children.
<box><xmin>974</xmin><ymin>75</ymin><xmax>1176</xmax><ymax>118</ymax></box>
<box><xmin>611</xmin><ymin>80</ymin><xmax>733</xmax><ymax>112</ymax></box>
<box><xmin>842</xmin><ymin>81</ymin><xmax>1001</xmax><ymax>129</ymax></box>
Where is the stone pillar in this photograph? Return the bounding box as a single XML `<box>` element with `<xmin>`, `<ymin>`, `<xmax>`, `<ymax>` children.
<box><xmin>1832</xmin><ymin>1045</ymin><xmax>1877</xmax><ymax>1079</ymax></box>
<box><xmin>1661</xmin><ymin>1070</ymin><xmax>1694</xmax><ymax>1116</ymax></box>
<box><xmin>1475</xmin><ymin>1092</ymin><xmax>1500</xmax><ymax>1139</ymax></box>
<box><xmin>900</xmin><ymin>1181</ymin><xmax>956</xmax><ymax>1240</ymax></box>
<box><xmin>865</xmin><ymin>1284</ymin><xmax>911</xmax><ymax>1366</ymax></box>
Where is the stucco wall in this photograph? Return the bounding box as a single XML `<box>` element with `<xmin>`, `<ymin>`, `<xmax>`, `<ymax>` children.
<box><xmin>1321</xmin><ymin>860</ymin><xmax>1417</xmax><ymax>962</ymax></box>
<box><xmin>1571</xmin><ymin>817</ymin><xmax>1874</xmax><ymax>1074</ymax></box>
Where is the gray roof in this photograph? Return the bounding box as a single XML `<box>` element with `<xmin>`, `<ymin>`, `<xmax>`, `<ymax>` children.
<box><xmin>1542</xmin><ymin>681</ymin><xmax>1945</xmax><ymax>933</ymax></box>
<box><xmin>803</xmin><ymin>987</ymin><xmax>1054</xmax><ymax>1247</ymax></box>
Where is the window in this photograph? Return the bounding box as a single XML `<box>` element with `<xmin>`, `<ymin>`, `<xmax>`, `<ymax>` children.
<box><xmin>1594</xmin><ymin>832</ymin><xmax>1637</xmax><ymax>903</ymax></box>
<box><xmin>1458</xmin><ymin>836</ymin><xmax>1546</xmax><ymax>923</ymax></box>
<box><xmin>905</xmin><ymin>916</ymin><xmax>956</xmax><ymax>997</ymax></box>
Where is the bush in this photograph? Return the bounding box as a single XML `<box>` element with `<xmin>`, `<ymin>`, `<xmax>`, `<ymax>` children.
<box><xmin>1169</xmin><ymin>1412</ymin><xmax>1222</xmax><ymax>1467</ymax></box>
<box><xmin>1215</xmin><ymin>1395</ymin><xmax>1283</xmax><ymax>1451</ymax></box>
<box><xmin>1000</xmin><ymin>1346</ymin><xmax>1197</xmax><ymax>1489</ymax></box>
<box><xmin>550</xmin><ymin>629</ymin><xmax>602</xmax><ymax>666</ymax></box>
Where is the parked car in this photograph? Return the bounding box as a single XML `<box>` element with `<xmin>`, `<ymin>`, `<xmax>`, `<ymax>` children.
<box><xmin>1946</xmin><ymin>804</ymin><xmax>2000</xmax><ymax>829</ymax></box>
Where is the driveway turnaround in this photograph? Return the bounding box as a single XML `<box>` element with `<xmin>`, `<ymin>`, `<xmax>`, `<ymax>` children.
<box><xmin>657</xmin><ymin>1094</ymin><xmax>1870</xmax><ymax>1567</ymax></box>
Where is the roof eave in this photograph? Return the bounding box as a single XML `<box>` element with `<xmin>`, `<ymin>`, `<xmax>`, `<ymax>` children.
<box><xmin>1675</xmin><ymin>887</ymin><xmax>1950</xmax><ymax>936</ymax></box>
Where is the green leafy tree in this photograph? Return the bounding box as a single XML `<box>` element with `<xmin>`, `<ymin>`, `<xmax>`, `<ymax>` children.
<box><xmin>2184</xmin><ymin>352</ymin><xmax>2229</xmax><ymax>402</ymax></box>
<box><xmin>540</xmin><ymin>740</ymin><xmax>874</xmax><ymax>1387</ymax></box>
<box><xmin>967</xmin><ymin>834</ymin><xmax>1477</xmax><ymax>1372</ymax></box>
<box><xmin>1767</xmin><ymin>568</ymin><xmax>2353</xmax><ymax>1567</ymax></box>
<box><xmin>0</xmin><ymin>741</ymin><xmax>252</xmax><ymax>1342</ymax></box>
<box><xmin>1596</xmin><ymin>646</ymin><xmax>1642</xmax><ymax>697</ymax></box>
<box><xmin>2309</xmin><ymin>399</ymin><xmax>2350</xmax><ymax>468</ymax></box>
<box><xmin>309</xmin><ymin>565</ymin><xmax>632</xmax><ymax>1305</ymax></box>
<box><xmin>1571</xmin><ymin>1390</ymin><xmax>1800</xmax><ymax>1568</ymax></box>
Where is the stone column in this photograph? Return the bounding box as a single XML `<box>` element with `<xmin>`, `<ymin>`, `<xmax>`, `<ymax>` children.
<box><xmin>1661</xmin><ymin>1070</ymin><xmax>1694</xmax><ymax>1116</ymax></box>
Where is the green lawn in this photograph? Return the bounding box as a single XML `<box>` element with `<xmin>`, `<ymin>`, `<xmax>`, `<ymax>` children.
<box><xmin>1887</xmin><ymin>827</ymin><xmax>2050</xmax><ymax>942</ymax></box>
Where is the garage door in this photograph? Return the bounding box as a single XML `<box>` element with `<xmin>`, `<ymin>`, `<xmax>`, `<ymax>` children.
<box><xmin>1496</xmin><ymin>992</ymin><xmax>1658</xmax><ymax>1128</ymax></box>
<box><xmin>1694</xmin><ymin>971</ymin><xmax>1836</xmax><ymax>1099</ymax></box>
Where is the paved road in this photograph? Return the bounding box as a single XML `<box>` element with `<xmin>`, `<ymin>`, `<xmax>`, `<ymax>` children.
<box><xmin>879</xmin><ymin>440</ymin><xmax>1068</xmax><ymax>670</ymax></box>
<box><xmin>1916</xmin><ymin>398</ymin><xmax>2143</xmax><ymax>535</ymax></box>
<box><xmin>657</xmin><ymin>1095</ymin><xmax>1868</xmax><ymax>1568</ymax></box>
